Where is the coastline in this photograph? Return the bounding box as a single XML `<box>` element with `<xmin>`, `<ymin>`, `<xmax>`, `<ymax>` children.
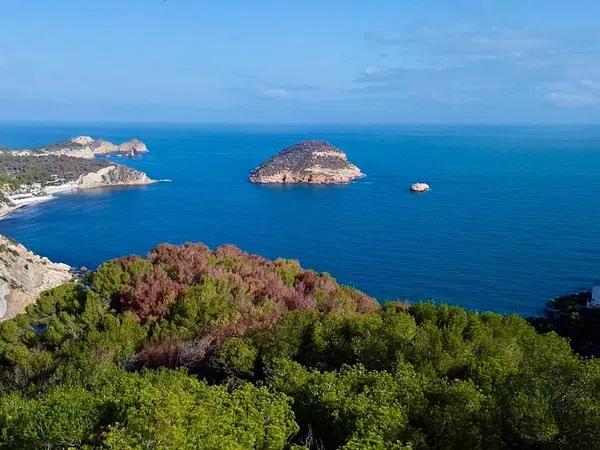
<box><xmin>0</xmin><ymin>135</ymin><xmax>156</xmax><ymax>222</ymax></box>
<box><xmin>0</xmin><ymin>177</ymin><xmax>158</xmax><ymax>221</ymax></box>
<box><xmin>0</xmin><ymin>195</ymin><xmax>53</xmax><ymax>220</ymax></box>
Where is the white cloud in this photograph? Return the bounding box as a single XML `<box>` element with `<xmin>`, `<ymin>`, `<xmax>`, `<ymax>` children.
<box><xmin>260</xmin><ymin>87</ymin><xmax>291</xmax><ymax>100</ymax></box>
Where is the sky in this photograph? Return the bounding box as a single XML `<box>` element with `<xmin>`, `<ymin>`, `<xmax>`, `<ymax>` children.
<box><xmin>1</xmin><ymin>0</ymin><xmax>600</xmax><ymax>123</ymax></box>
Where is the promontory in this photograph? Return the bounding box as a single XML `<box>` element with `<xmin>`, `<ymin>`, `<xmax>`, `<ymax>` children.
<box><xmin>0</xmin><ymin>137</ymin><xmax>154</xmax><ymax>219</ymax></box>
<box><xmin>249</xmin><ymin>140</ymin><xmax>364</xmax><ymax>184</ymax></box>
<box><xmin>1</xmin><ymin>135</ymin><xmax>148</xmax><ymax>159</ymax></box>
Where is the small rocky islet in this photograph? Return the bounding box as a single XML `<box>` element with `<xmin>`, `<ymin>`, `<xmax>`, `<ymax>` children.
<box><xmin>249</xmin><ymin>140</ymin><xmax>364</xmax><ymax>184</ymax></box>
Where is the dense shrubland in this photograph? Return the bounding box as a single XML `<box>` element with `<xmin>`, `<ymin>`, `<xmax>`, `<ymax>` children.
<box><xmin>0</xmin><ymin>155</ymin><xmax>110</xmax><ymax>186</ymax></box>
<box><xmin>0</xmin><ymin>242</ymin><xmax>599</xmax><ymax>449</ymax></box>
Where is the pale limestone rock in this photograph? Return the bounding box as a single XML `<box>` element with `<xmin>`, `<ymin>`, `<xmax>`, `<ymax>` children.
<box><xmin>0</xmin><ymin>235</ymin><xmax>72</xmax><ymax>320</ymax></box>
<box><xmin>89</xmin><ymin>140</ymin><xmax>119</xmax><ymax>155</ymax></box>
<box><xmin>117</xmin><ymin>139</ymin><xmax>148</xmax><ymax>157</ymax></box>
<box><xmin>71</xmin><ymin>136</ymin><xmax>95</xmax><ymax>145</ymax></box>
<box><xmin>76</xmin><ymin>165</ymin><xmax>153</xmax><ymax>188</ymax></box>
<box><xmin>410</xmin><ymin>182</ymin><xmax>430</xmax><ymax>192</ymax></box>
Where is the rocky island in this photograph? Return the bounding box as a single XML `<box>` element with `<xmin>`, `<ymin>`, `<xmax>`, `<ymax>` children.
<box><xmin>249</xmin><ymin>140</ymin><xmax>364</xmax><ymax>184</ymax></box>
<box><xmin>0</xmin><ymin>137</ymin><xmax>154</xmax><ymax>219</ymax></box>
<box><xmin>410</xmin><ymin>182</ymin><xmax>430</xmax><ymax>192</ymax></box>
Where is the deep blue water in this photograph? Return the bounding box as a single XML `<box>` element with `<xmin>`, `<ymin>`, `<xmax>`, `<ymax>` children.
<box><xmin>1</xmin><ymin>123</ymin><xmax>599</xmax><ymax>315</ymax></box>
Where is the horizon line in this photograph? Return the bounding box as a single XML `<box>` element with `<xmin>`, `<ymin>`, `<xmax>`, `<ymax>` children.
<box><xmin>1</xmin><ymin>120</ymin><xmax>600</xmax><ymax>127</ymax></box>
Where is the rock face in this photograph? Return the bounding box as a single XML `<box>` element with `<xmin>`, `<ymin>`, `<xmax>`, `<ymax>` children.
<box><xmin>116</xmin><ymin>139</ymin><xmax>148</xmax><ymax>157</ymax></box>
<box><xmin>250</xmin><ymin>141</ymin><xmax>364</xmax><ymax>184</ymax></box>
<box><xmin>0</xmin><ymin>235</ymin><xmax>72</xmax><ymax>320</ymax></box>
<box><xmin>75</xmin><ymin>136</ymin><xmax>149</xmax><ymax>157</ymax></box>
<box><xmin>76</xmin><ymin>165</ymin><xmax>154</xmax><ymax>188</ymax></box>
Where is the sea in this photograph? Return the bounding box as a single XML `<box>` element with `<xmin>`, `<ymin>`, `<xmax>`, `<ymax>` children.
<box><xmin>1</xmin><ymin>122</ymin><xmax>599</xmax><ymax>316</ymax></box>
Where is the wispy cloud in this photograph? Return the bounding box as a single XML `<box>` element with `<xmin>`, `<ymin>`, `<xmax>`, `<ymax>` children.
<box><xmin>364</xmin><ymin>27</ymin><xmax>552</xmax><ymax>61</ymax></box>
<box><xmin>227</xmin><ymin>73</ymin><xmax>323</xmax><ymax>100</ymax></box>
<box><xmin>359</xmin><ymin>26</ymin><xmax>600</xmax><ymax>108</ymax></box>
<box><xmin>260</xmin><ymin>87</ymin><xmax>291</xmax><ymax>100</ymax></box>
<box><xmin>542</xmin><ymin>80</ymin><xmax>600</xmax><ymax>107</ymax></box>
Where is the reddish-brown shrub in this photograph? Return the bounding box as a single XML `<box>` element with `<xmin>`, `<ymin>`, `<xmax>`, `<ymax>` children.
<box><xmin>213</xmin><ymin>246</ymin><xmax>308</xmax><ymax>309</ymax></box>
<box><xmin>114</xmin><ymin>267</ymin><xmax>187</xmax><ymax>320</ymax></box>
<box><xmin>210</xmin><ymin>301</ymin><xmax>286</xmax><ymax>341</ymax></box>
<box><xmin>118</xmin><ymin>255</ymin><xmax>144</xmax><ymax>267</ymax></box>
<box><xmin>351</xmin><ymin>290</ymin><xmax>380</xmax><ymax>313</ymax></box>
<box><xmin>283</xmin><ymin>291</ymin><xmax>316</xmax><ymax>310</ymax></box>
<box><xmin>294</xmin><ymin>271</ymin><xmax>320</xmax><ymax>296</ymax></box>
<box><xmin>110</xmin><ymin>242</ymin><xmax>379</xmax><ymax>329</ymax></box>
<box><xmin>133</xmin><ymin>335</ymin><xmax>186</xmax><ymax>369</ymax></box>
<box><xmin>133</xmin><ymin>335</ymin><xmax>218</xmax><ymax>369</ymax></box>
<box><xmin>118</xmin><ymin>242</ymin><xmax>384</xmax><ymax>372</ymax></box>
<box><xmin>214</xmin><ymin>244</ymin><xmax>246</xmax><ymax>260</ymax></box>
<box><xmin>148</xmin><ymin>242</ymin><xmax>211</xmax><ymax>284</ymax></box>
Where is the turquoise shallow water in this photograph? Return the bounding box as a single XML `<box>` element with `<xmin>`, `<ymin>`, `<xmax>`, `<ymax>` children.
<box><xmin>1</xmin><ymin>123</ymin><xmax>599</xmax><ymax>315</ymax></box>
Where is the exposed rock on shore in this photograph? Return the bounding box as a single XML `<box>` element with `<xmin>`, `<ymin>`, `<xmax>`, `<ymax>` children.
<box><xmin>1</xmin><ymin>136</ymin><xmax>149</xmax><ymax>159</ymax></box>
<box><xmin>0</xmin><ymin>235</ymin><xmax>72</xmax><ymax>320</ymax></box>
<box><xmin>75</xmin><ymin>136</ymin><xmax>149</xmax><ymax>157</ymax></box>
<box><xmin>0</xmin><ymin>154</ymin><xmax>155</xmax><ymax>219</ymax></box>
<box><xmin>76</xmin><ymin>165</ymin><xmax>153</xmax><ymax>188</ymax></box>
<box><xmin>250</xmin><ymin>141</ymin><xmax>364</xmax><ymax>184</ymax></box>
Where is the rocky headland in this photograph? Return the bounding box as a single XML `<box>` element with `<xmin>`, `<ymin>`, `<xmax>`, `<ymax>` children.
<box><xmin>0</xmin><ymin>234</ymin><xmax>72</xmax><ymax>320</ymax></box>
<box><xmin>0</xmin><ymin>137</ymin><xmax>154</xmax><ymax>219</ymax></box>
<box><xmin>249</xmin><ymin>140</ymin><xmax>364</xmax><ymax>184</ymax></box>
<box><xmin>1</xmin><ymin>136</ymin><xmax>149</xmax><ymax>159</ymax></box>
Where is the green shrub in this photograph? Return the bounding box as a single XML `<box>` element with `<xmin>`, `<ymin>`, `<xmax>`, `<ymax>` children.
<box><xmin>0</xmin><ymin>243</ymin><xmax>598</xmax><ymax>449</ymax></box>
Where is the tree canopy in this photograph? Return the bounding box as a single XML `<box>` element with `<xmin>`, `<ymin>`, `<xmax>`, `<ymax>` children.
<box><xmin>0</xmin><ymin>242</ymin><xmax>598</xmax><ymax>449</ymax></box>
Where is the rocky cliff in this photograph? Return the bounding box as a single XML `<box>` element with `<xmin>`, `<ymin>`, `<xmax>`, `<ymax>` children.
<box><xmin>1</xmin><ymin>136</ymin><xmax>149</xmax><ymax>159</ymax></box>
<box><xmin>76</xmin><ymin>165</ymin><xmax>153</xmax><ymax>188</ymax></box>
<box><xmin>250</xmin><ymin>141</ymin><xmax>364</xmax><ymax>184</ymax></box>
<box><xmin>0</xmin><ymin>235</ymin><xmax>72</xmax><ymax>320</ymax></box>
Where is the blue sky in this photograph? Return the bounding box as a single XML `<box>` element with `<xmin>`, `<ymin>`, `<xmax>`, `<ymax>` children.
<box><xmin>1</xmin><ymin>0</ymin><xmax>600</xmax><ymax>123</ymax></box>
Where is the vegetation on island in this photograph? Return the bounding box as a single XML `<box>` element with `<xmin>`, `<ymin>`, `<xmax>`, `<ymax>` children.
<box><xmin>0</xmin><ymin>140</ymin><xmax>86</xmax><ymax>154</ymax></box>
<box><xmin>249</xmin><ymin>141</ymin><xmax>364</xmax><ymax>184</ymax></box>
<box><xmin>0</xmin><ymin>155</ymin><xmax>110</xmax><ymax>187</ymax></box>
<box><xmin>0</xmin><ymin>242</ymin><xmax>599</xmax><ymax>449</ymax></box>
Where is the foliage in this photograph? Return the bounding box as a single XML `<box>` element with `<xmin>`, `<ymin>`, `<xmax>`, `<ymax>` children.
<box><xmin>0</xmin><ymin>175</ymin><xmax>22</xmax><ymax>190</ymax></box>
<box><xmin>0</xmin><ymin>154</ymin><xmax>110</xmax><ymax>186</ymax></box>
<box><xmin>0</xmin><ymin>242</ymin><xmax>598</xmax><ymax>449</ymax></box>
<box><xmin>0</xmin><ymin>368</ymin><xmax>296</xmax><ymax>449</ymax></box>
<box><xmin>529</xmin><ymin>290</ymin><xmax>600</xmax><ymax>357</ymax></box>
